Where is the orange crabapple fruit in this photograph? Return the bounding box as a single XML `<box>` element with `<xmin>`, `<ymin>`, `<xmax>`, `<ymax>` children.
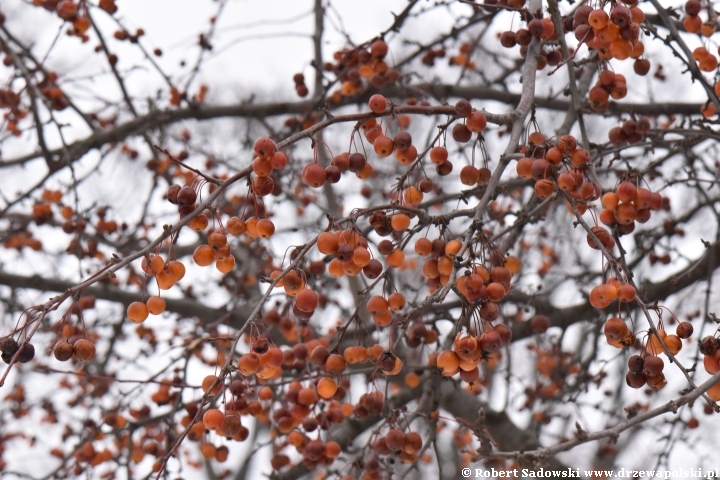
<box><xmin>127</xmin><ymin>301</ymin><xmax>149</xmax><ymax>323</ymax></box>
<box><xmin>202</xmin><ymin>375</ymin><xmax>222</xmax><ymax>395</ymax></box>
<box><xmin>146</xmin><ymin>296</ymin><xmax>166</xmax><ymax>315</ymax></box>
<box><xmin>193</xmin><ymin>244</ymin><xmax>214</xmax><ymax>266</ymax></box>
<box><xmin>167</xmin><ymin>260</ymin><xmax>186</xmax><ymax>280</ymax></box>
<box><xmin>203</xmin><ymin>409</ymin><xmax>225</xmax><ymax>430</ymax></box>
<box><xmin>368</xmin><ymin>94</ymin><xmax>387</xmax><ymax>113</ymax></box>
<box><xmin>72</xmin><ymin>339</ymin><xmax>96</xmax><ymax>362</ymax></box>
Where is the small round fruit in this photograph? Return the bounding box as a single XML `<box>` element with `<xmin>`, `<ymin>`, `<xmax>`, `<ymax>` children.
<box><xmin>193</xmin><ymin>245</ymin><xmax>214</xmax><ymax>266</ymax></box>
<box><xmin>303</xmin><ymin>163</ymin><xmax>327</xmax><ymax>188</ymax></box>
<box><xmin>73</xmin><ymin>339</ymin><xmax>96</xmax><ymax>362</ymax></box>
<box><xmin>253</xmin><ymin>137</ymin><xmax>276</xmax><ymax>158</ymax></box>
<box><xmin>531</xmin><ymin>315</ymin><xmax>550</xmax><ymax>333</ymax></box>
<box><xmin>257</xmin><ymin>219</ymin><xmax>275</xmax><ymax>238</ymax></box>
<box><xmin>53</xmin><ymin>340</ymin><xmax>74</xmax><ymax>362</ymax></box>
<box><xmin>452</xmin><ymin>123</ymin><xmax>472</xmax><ymax>142</ymax></box>
<box><xmin>203</xmin><ymin>409</ymin><xmax>225</xmax><ymax>430</ymax></box>
<box><xmin>455</xmin><ymin>99</ymin><xmax>472</xmax><ymax>117</ymax></box>
<box><xmin>227</xmin><ymin>217</ymin><xmax>246</xmax><ymax>236</ymax></box>
<box><xmin>466</xmin><ymin>111</ymin><xmax>487</xmax><ymax>132</ymax></box>
<box><xmin>176</xmin><ymin>186</ymin><xmax>197</xmax><ymax>206</ymax></box>
<box><xmin>167</xmin><ymin>260</ymin><xmax>186</xmax><ymax>281</ymax></box>
<box><xmin>216</xmin><ymin>255</ymin><xmax>236</xmax><ymax>273</ymax></box>
<box><xmin>317</xmin><ymin>377</ymin><xmax>338</xmax><ymax>399</ymax></box>
<box><xmin>642</xmin><ymin>355</ymin><xmax>664</xmax><ymax>376</ymax></box>
<box><xmin>127</xmin><ymin>301</ymin><xmax>149</xmax><ymax>323</ymax></box>
<box><xmin>367</xmin><ymin>295</ymin><xmax>389</xmax><ymax>316</ymax></box>
<box><xmin>429</xmin><ymin>146</ymin><xmax>448</xmax><ymax>165</ymax></box>
<box><xmin>317</xmin><ymin>231</ymin><xmax>339</xmax><ymax>255</ymax></box>
<box><xmin>676</xmin><ymin>322</ymin><xmax>694</xmax><ymax>339</ymax></box>
<box><xmin>146</xmin><ymin>296</ymin><xmax>166</xmax><ymax>315</ymax></box>
<box><xmin>368</xmin><ymin>94</ymin><xmax>387</xmax><ymax>113</ymax></box>
<box><xmin>202</xmin><ymin>375</ymin><xmax>222</xmax><ymax>395</ymax></box>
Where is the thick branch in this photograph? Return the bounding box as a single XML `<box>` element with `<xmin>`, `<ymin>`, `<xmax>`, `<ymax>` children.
<box><xmin>0</xmin><ymin>270</ymin><xmax>254</xmax><ymax>326</ymax></box>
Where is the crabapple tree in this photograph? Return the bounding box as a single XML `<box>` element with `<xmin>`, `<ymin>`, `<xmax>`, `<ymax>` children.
<box><xmin>1</xmin><ymin>0</ymin><xmax>720</xmax><ymax>479</ymax></box>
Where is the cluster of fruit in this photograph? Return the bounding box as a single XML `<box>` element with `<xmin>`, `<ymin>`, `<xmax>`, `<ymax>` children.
<box><xmin>52</xmin><ymin>337</ymin><xmax>95</xmax><ymax>362</ymax></box>
<box><xmin>0</xmin><ymin>89</ymin><xmax>19</xmax><ymax>109</ymax></box>
<box><xmin>323</xmin><ymin>40</ymin><xmax>400</xmax><ymax>101</ymax></box>
<box><xmin>450</xmin><ymin>99</ymin><xmax>488</xmax><ymax>144</ymax></box>
<box><xmin>192</xmin><ymin>354</ymin><xmax>398</xmax><ymax>470</ymax></box>
<box><xmin>39</xmin><ymin>72</ymin><xmax>70</xmax><ymax>111</ymax></box>
<box><xmin>591</xmin><ymin>277</ymin><xmax>636</xmax><ymax>310</ymax></box>
<box><xmin>434</xmin><ymin>328</ymin><xmax>510</xmax><ymax>383</ymax></box>
<box><xmin>500</xmin><ymin>28</ymin><xmax>566</xmax><ymax>70</ymax></box>
<box><xmin>515</xmin><ymin>132</ymin><xmax>601</xmax><ymax>211</ymax></box>
<box><xmin>313</xmin><ymin>229</ymin><xmax>384</xmax><ymax>279</ymax></box>
<box><xmin>293</xmin><ymin>73</ymin><xmax>309</xmax><ymax>97</ymax></box>
<box><xmin>0</xmin><ymin>88</ymin><xmax>22</xmax><ymax>135</ymax></box>
<box><xmin>683</xmin><ymin>0</ymin><xmax>715</xmax><ymax>36</ymax></box>
<box><xmin>237</xmin><ymin>345</ymin><xmax>284</xmax><ymax>380</ymax></box>
<box><xmin>2</xmin><ymin>230</ymin><xmax>43</xmax><ymax>252</ymax></box>
<box><xmin>371</xmin><ymin>428</ymin><xmax>424</xmax><ymax>466</ymax></box>
<box><xmin>405</xmin><ymin>321</ymin><xmax>439</xmax><ymax>347</ymax></box>
<box><xmin>576</xmin><ymin>4</ymin><xmax>645</xmax><ymax>60</ymax></box>
<box><xmin>284</xmin><ymin>435</ymin><xmax>342</xmax><ymax>470</ymax></box>
<box><xmin>166</xmin><ymin>181</ymin><xmax>202</xmax><ymax>218</ymax></box>
<box><xmin>0</xmin><ymin>337</ymin><xmax>35</xmax><ymax>364</ymax></box>
<box><xmin>448</xmin><ymin>42</ymin><xmax>478</xmax><ymax>69</ymax></box>
<box><xmin>588</xmin><ymin>70</ymin><xmax>631</xmax><ymax>111</ymax></box>
<box><xmin>31</xmin><ymin>189</ymin><xmax>62</xmax><ymax>225</ymax></box>
<box><xmin>125</xmin><ymin>255</ymin><xmax>186</xmax><ymax>322</ymax></box>
<box><xmin>599</xmin><ymin>180</ymin><xmax>665</xmax><ymax>236</ymax></box>
<box><xmin>193</xmin><ymin>230</ymin><xmax>239</xmax><ymax>272</ymax></box>
<box><xmin>420</xmin><ymin>46</ymin><xmax>446</xmax><ymax>67</ymax></box>
<box><xmin>510</xmin><ymin>2</ymin><xmax>650</xmax><ymax>107</ymax></box>
<box><xmin>608</xmin><ymin>116</ymin><xmax>651</xmax><ymax>145</ymax></box>
<box><xmin>455</xmin><ymin>262</ymin><xmax>517</xmax><ymax>309</ymax></box>
<box><xmin>496</xmin><ymin>1</ymin><xmax>648</xmax><ymax>78</ymax></box>
<box><xmin>622</xmin><ymin>322</ymin><xmax>693</xmax><ymax>390</ymax></box>
<box><xmin>692</xmin><ymin>45</ymin><xmax>720</xmax><ymax>74</ymax></box>
<box><xmin>366</xmin><ymin>292</ymin><xmax>406</xmax><ymax>328</ymax></box>
<box><xmin>250</xmin><ymin>137</ymin><xmax>287</xmax><ymax>197</ymax></box>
